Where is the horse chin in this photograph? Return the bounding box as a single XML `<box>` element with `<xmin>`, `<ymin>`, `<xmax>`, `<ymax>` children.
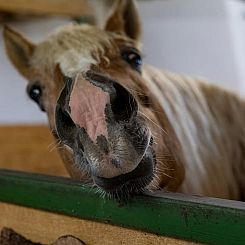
<box><xmin>91</xmin><ymin>146</ymin><xmax>156</xmax><ymax>201</ymax></box>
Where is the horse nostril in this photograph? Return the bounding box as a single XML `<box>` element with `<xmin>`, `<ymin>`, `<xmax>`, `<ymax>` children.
<box><xmin>55</xmin><ymin>75</ymin><xmax>78</xmax><ymax>147</ymax></box>
<box><xmin>111</xmin><ymin>83</ymin><xmax>138</xmax><ymax>122</ymax></box>
<box><xmin>55</xmin><ymin>104</ymin><xmax>77</xmax><ymax>147</ymax></box>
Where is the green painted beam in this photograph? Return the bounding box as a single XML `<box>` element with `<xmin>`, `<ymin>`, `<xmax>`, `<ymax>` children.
<box><xmin>0</xmin><ymin>169</ymin><xmax>245</xmax><ymax>245</ymax></box>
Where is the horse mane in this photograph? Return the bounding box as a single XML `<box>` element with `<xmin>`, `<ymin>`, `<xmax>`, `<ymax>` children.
<box><xmin>31</xmin><ymin>24</ymin><xmax>137</xmax><ymax>78</ymax></box>
<box><xmin>143</xmin><ymin>65</ymin><xmax>245</xmax><ymax>199</ymax></box>
<box><xmin>31</xmin><ymin>24</ymin><xmax>113</xmax><ymax>77</ymax></box>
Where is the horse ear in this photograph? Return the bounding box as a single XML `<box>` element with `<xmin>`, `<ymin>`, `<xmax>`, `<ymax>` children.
<box><xmin>104</xmin><ymin>0</ymin><xmax>141</xmax><ymax>42</ymax></box>
<box><xmin>3</xmin><ymin>25</ymin><xmax>35</xmax><ymax>78</ymax></box>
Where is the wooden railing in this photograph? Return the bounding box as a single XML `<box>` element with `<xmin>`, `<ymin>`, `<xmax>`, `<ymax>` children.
<box><xmin>0</xmin><ymin>169</ymin><xmax>244</xmax><ymax>244</ymax></box>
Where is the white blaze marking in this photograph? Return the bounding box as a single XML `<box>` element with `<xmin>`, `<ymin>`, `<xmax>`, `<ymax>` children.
<box><xmin>69</xmin><ymin>74</ymin><xmax>109</xmax><ymax>143</ymax></box>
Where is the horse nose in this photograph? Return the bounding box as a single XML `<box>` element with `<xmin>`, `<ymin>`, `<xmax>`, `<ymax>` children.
<box><xmin>55</xmin><ymin>72</ymin><xmax>139</xmax><ymax>147</ymax></box>
<box><xmin>55</xmin><ymin>73</ymin><xmax>149</xmax><ymax>179</ymax></box>
<box><xmin>85</xmin><ymin>71</ymin><xmax>138</xmax><ymax>123</ymax></box>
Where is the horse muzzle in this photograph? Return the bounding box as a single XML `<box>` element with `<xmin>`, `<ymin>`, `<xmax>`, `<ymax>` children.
<box><xmin>55</xmin><ymin>71</ymin><xmax>155</xmax><ymax>197</ymax></box>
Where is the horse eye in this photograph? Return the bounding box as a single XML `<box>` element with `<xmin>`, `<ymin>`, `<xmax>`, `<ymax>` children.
<box><xmin>28</xmin><ymin>84</ymin><xmax>45</xmax><ymax>111</ymax></box>
<box><xmin>122</xmin><ymin>50</ymin><xmax>142</xmax><ymax>72</ymax></box>
<box><xmin>29</xmin><ymin>84</ymin><xmax>42</xmax><ymax>102</ymax></box>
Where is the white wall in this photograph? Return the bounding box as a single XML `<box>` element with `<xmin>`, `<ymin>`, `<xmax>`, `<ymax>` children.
<box><xmin>1</xmin><ymin>0</ymin><xmax>245</xmax><ymax>124</ymax></box>
<box><xmin>140</xmin><ymin>0</ymin><xmax>245</xmax><ymax>92</ymax></box>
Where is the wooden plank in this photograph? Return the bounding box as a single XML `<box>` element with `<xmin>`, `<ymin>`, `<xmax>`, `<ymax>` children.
<box><xmin>0</xmin><ymin>202</ymin><xmax>196</xmax><ymax>245</ymax></box>
<box><xmin>0</xmin><ymin>125</ymin><xmax>67</xmax><ymax>176</ymax></box>
<box><xmin>0</xmin><ymin>169</ymin><xmax>245</xmax><ymax>244</ymax></box>
<box><xmin>0</xmin><ymin>0</ymin><xmax>92</xmax><ymax>17</ymax></box>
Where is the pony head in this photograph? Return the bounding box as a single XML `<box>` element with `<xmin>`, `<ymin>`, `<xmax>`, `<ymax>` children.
<box><xmin>3</xmin><ymin>0</ymin><xmax>183</xmax><ymax>199</ymax></box>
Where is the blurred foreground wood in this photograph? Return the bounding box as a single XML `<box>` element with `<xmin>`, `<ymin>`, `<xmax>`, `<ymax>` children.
<box><xmin>0</xmin><ymin>125</ymin><xmax>67</xmax><ymax>176</ymax></box>
<box><xmin>0</xmin><ymin>0</ymin><xmax>92</xmax><ymax>18</ymax></box>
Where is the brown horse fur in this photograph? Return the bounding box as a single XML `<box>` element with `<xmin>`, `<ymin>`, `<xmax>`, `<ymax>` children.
<box><xmin>3</xmin><ymin>0</ymin><xmax>245</xmax><ymax>200</ymax></box>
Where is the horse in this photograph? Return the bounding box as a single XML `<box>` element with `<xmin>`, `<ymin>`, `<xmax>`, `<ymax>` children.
<box><xmin>3</xmin><ymin>0</ymin><xmax>245</xmax><ymax>201</ymax></box>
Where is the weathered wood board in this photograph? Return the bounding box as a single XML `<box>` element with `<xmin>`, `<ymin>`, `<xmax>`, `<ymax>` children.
<box><xmin>1</xmin><ymin>170</ymin><xmax>245</xmax><ymax>245</ymax></box>
<box><xmin>0</xmin><ymin>202</ymin><xmax>197</xmax><ymax>245</ymax></box>
<box><xmin>0</xmin><ymin>0</ymin><xmax>92</xmax><ymax>17</ymax></box>
<box><xmin>0</xmin><ymin>125</ymin><xmax>67</xmax><ymax>176</ymax></box>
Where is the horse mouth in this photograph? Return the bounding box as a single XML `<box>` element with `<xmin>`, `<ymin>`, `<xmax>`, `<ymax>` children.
<box><xmin>59</xmin><ymin>124</ymin><xmax>155</xmax><ymax>199</ymax></box>
<box><xmin>55</xmin><ymin>71</ymin><xmax>155</xmax><ymax>199</ymax></box>
<box><xmin>93</xmin><ymin>147</ymin><xmax>155</xmax><ymax>199</ymax></box>
<box><xmin>56</xmin><ymin>124</ymin><xmax>155</xmax><ymax>199</ymax></box>
<box><xmin>70</xmin><ymin>137</ymin><xmax>156</xmax><ymax>200</ymax></box>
